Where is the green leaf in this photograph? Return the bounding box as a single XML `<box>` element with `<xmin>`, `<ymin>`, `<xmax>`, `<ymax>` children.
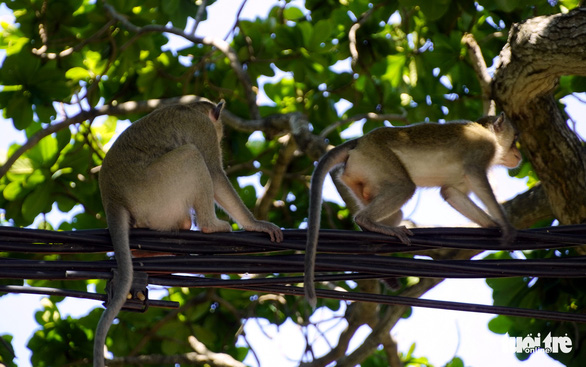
<box><xmin>56</xmin><ymin>195</ymin><xmax>77</xmax><ymax>213</ymax></box>
<box><xmin>4</xmin><ymin>92</ymin><xmax>33</xmax><ymax>130</ymax></box>
<box><xmin>83</xmin><ymin>50</ymin><xmax>106</xmax><ymax>75</ymax></box>
<box><xmin>478</xmin><ymin>0</ymin><xmax>520</xmax><ymax>12</ymax></box>
<box><xmin>27</xmin><ymin>135</ymin><xmax>59</xmax><ymax>168</ymax></box>
<box><xmin>34</xmin><ymin>104</ymin><xmax>56</xmax><ymax>123</ymax></box>
<box><xmin>0</xmin><ymin>52</ymin><xmax>41</xmax><ymax>85</ymax></box>
<box><xmin>309</xmin><ymin>19</ymin><xmax>332</xmax><ymax>51</ymax></box>
<box><xmin>161</xmin><ymin>0</ymin><xmax>180</xmax><ymax>16</ymax></box>
<box><xmin>0</xmin><ymin>335</ymin><xmax>17</xmax><ymax>367</ymax></box>
<box><xmin>284</xmin><ymin>6</ymin><xmax>304</xmax><ymax>21</ymax></box>
<box><xmin>570</xmin><ymin>76</ymin><xmax>586</xmax><ymax>92</ymax></box>
<box><xmin>22</xmin><ymin>181</ymin><xmax>54</xmax><ymax>222</ymax></box>
<box><xmin>26</xmin><ymin>169</ymin><xmax>46</xmax><ymax>186</ymax></box>
<box><xmin>3</xmin><ymin>181</ymin><xmax>24</xmax><ymax>201</ymax></box>
<box><xmin>375</xmin><ymin>54</ymin><xmax>407</xmax><ymax>88</ymax></box>
<box><xmin>238</xmin><ymin>184</ymin><xmax>258</xmax><ymax>208</ymax></box>
<box><xmin>65</xmin><ymin>67</ymin><xmax>91</xmax><ymax>81</ymax></box>
<box><xmin>297</xmin><ymin>21</ymin><xmax>313</xmax><ymax>47</ymax></box>
<box><xmin>419</xmin><ymin>0</ymin><xmax>452</xmax><ymax>21</ymax></box>
<box><xmin>246</xmin><ymin>138</ymin><xmax>267</xmax><ymax>156</ymax></box>
<box><xmin>444</xmin><ymin>356</ymin><xmax>465</xmax><ymax>367</ymax></box>
<box><xmin>488</xmin><ymin>315</ymin><xmax>513</xmax><ymax>334</ymax></box>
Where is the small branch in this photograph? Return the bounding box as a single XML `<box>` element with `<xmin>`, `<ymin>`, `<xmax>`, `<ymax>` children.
<box><xmin>229</xmin><ymin>0</ymin><xmax>249</xmax><ymax>42</ymax></box>
<box><xmin>102</xmin><ymin>0</ymin><xmax>260</xmax><ymax>119</ymax></box>
<box><xmin>255</xmin><ymin>134</ymin><xmax>297</xmax><ymax>220</ymax></box>
<box><xmin>462</xmin><ymin>33</ymin><xmax>495</xmax><ymax>115</ymax></box>
<box><xmin>189</xmin><ymin>0</ymin><xmax>208</xmax><ymax>36</ymax></box>
<box><xmin>32</xmin><ymin>19</ymin><xmax>116</xmax><ymax>60</ymax></box>
<box><xmin>300</xmin><ymin>302</ymin><xmax>373</xmax><ymax>367</ymax></box>
<box><xmin>0</xmin><ymin>96</ymin><xmax>205</xmax><ymax>179</ymax></box>
<box><xmin>319</xmin><ymin>111</ymin><xmax>408</xmax><ymax>139</ymax></box>
<box><xmin>288</xmin><ymin>113</ymin><xmax>327</xmax><ymax>161</ymax></box>
<box><xmin>187</xmin><ymin>335</ymin><xmax>247</xmax><ymax>367</ymax></box>
<box><xmin>349</xmin><ymin>7</ymin><xmax>375</xmax><ymax>68</ymax></box>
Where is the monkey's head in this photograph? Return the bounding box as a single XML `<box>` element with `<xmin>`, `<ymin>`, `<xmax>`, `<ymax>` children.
<box><xmin>479</xmin><ymin>113</ymin><xmax>522</xmax><ymax>169</ymax></box>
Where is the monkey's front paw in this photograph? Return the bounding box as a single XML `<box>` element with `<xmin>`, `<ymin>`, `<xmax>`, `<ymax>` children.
<box><xmin>245</xmin><ymin>221</ymin><xmax>283</xmax><ymax>242</ymax></box>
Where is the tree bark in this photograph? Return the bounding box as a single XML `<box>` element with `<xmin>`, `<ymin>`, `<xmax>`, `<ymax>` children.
<box><xmin>492</xmin><ymin>8</ymin><xmax>586</xmax><ymax>225</ymax></box>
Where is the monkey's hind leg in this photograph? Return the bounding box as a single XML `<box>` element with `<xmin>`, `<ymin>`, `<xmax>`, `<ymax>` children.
<box><xmin>353</xmin><ymin>181</ymin><xmax>415</xmax><ymax>244</ymax></box>
<box><xmin>134</xmin><ymin>144</ymin><xmax>231</xmax><ymax>233</ymax></box>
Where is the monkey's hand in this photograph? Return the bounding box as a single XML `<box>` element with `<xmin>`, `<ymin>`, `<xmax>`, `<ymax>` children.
<box><xmin>243</xmin><ymin>220</ymin><xmax>284</xmax><ymax>242</ymax></box>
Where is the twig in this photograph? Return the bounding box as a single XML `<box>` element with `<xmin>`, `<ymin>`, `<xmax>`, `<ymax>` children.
<box><xmin>349</xmin><ymin>7</ymin><xmax>375</xmax><ymax>68</ymax></box>
<box><xmin>462</xmin><ymin>33</ymin><xmax>495</xmax><ymax>115</ymax></box>
<box><xmin>255</xmin><ymin>134</ymin><xmax>297</xmax><ymax>219</ymax></box>
<box><xmin>32</xmin><ymin>20</ymin><xmax>117</xmax><ymax>60</ymax></box>
<box><xmin>228</xmin><ymin>0</ymin><xmax>249</xmax><ymax>42</ymax></box>
<box><xmin>189</xmin><ymin>0</ymin><xmax>208</xmax><ymax>36</ymax></box>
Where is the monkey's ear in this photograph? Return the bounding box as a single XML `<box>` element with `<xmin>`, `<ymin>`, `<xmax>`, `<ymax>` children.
<box><xmin>211</xmin><ymin>99</ymin><xmax>225</xmax><ymax>121</ymax></box>
<box><xmin>493</xmin><ymin>112</ymin><xmax>506</xmax><ymax>132</ymax></box>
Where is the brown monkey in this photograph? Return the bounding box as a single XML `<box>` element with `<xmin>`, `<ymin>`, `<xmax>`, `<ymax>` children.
<box><xmin>95</xmin><ymin>99</ymin><xmax>282</xmax><ymax>367</ymax></box>
<box><xmin>305</xmin><ymin>113</ymin><xmax>521</xmax><ymax>307</ymax></box>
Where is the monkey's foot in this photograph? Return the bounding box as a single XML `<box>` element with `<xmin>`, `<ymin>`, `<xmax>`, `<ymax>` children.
<box><xmin>500</xmin><ymin>225</ymin><xmax>517</xmax><ymax>246</ymax></box>
<box><xmin>356</xmin><ymin>218</ymin><xmax>413</xmax><ymax>244</ymax></box>
<box><xmin>383</xmin><ymin>226</ymin><xmax>413</xmax><ymax>245</ymax></box>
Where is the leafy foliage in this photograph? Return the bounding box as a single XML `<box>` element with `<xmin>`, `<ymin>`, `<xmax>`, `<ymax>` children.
<box><xmin>0</xmin><ymin>0</ymin><xmax>584</xmax><ymax>366</ymax></box>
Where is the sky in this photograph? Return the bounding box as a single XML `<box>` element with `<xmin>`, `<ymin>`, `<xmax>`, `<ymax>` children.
<box><xmin>1</xmin><ymin>0</ymin><xmax>584</xmax><ymax>366</ymax></box>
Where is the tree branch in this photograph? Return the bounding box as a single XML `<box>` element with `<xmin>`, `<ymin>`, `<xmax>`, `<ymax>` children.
<box><xmin>0</xmin><ymin>95</ymin><xmax>296</xmax><ymax>180</ymax></box>
<box><xmin>504</xmin><ymin>184</ymin><xmax>554</xmax><ymax>228</ymax></box>
<box><xmin>492</xmin><ymin>8</ymin><xmax>586</xmax><ymax>224</ymax></box>
<box><xmin>336</xmin><ymin>278</ymin><xmax>443</xmax><ymax>367</ymax></box>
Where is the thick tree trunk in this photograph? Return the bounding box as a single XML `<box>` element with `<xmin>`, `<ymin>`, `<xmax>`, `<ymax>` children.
<box><xmin>493</xmin><ymin>8</ymin><xmax>586</xmax><ymax>225</ymax></box>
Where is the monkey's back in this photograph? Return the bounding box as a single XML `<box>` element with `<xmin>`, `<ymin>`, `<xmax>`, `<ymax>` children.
<box><xmin>350</xmin><ymin>122</ymin><xmax>498</xmax><ymax>188</ymax></box>
<box><xmin>99</xmin><ymin>102</ymin><xmax>223</xmax><ymax>210</ymax></box>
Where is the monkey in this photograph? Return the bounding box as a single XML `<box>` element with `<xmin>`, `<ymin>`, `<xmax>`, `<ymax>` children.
<box><xmin>94</xmin><ymin>99</ymin><xmax>283</xmax><ymax>367</ymax></box>
<box><xmin>304</xmin><ymin>113</ymin><xmax>521</xmax><ymax>307</ymax></box>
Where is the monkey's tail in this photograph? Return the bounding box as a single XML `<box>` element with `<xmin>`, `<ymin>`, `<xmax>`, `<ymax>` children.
<box><xmin>305</xmin><ymin>140</ymin><xmax>357</xmax><ymax>308</ymax></box>
<box><xmin>94</xmin><ymin>208</ymin><xmax>133</xmax><ymax>367</ymax></box>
